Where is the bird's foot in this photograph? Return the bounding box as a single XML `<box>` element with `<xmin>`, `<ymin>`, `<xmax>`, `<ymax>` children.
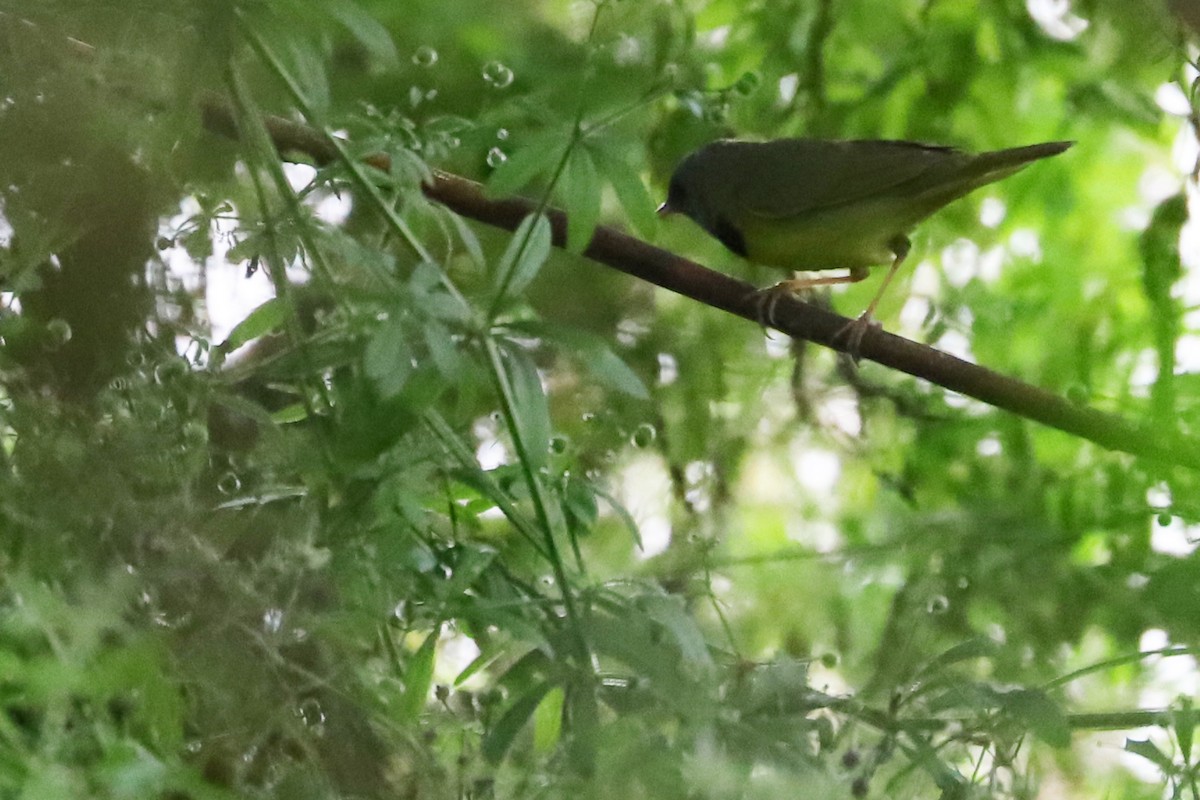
<box><xmin>751</xmin><ymin>280</ymin><xmax>812</xmax><ymax>329</ymax></box>
<box><xmin>833</xmin><ymin>313</ymin><xmax>881</xmax><ymax>364</ymax></box>
<box><xmin>752</xmin><ymin>285</ymin><xmax>783</xmax><ymax>330</ymax></box>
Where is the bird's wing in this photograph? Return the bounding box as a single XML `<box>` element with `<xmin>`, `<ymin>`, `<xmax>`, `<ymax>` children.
<box><xmin>732</xmin><ymin>139</ymin><xmax>968</xmax><ymax>220</ymax></box>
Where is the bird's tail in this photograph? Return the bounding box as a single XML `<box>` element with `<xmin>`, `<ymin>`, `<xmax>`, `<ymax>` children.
<box><xmin>918</xmin><ymin>140</ymin><xmax>1073</xmax><ymax>205</ymax></box>
<box><xmin>906</xmin><ymin>139</ymin><xmax>1072</xmax><ymax>217</ymax></box>
<box><xmin>972</xmin><ymin>140</ymin><xmax>1074</xmax><ymax>178</ymax></box>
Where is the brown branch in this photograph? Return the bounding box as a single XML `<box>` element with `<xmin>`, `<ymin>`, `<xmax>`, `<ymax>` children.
<box><xmin>198</xmin><ymin>98</ymin><xmax>1200</xmax><ymax>470</ymax></box>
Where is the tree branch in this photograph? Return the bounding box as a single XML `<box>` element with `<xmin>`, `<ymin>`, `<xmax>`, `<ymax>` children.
<box><xmin>198</xmin><ymin>97</ymin><xmax>1200</xmax><ymax>470</ymax></box>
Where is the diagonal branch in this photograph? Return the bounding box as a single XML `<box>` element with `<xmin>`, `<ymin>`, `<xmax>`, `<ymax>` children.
<box><xmin>199</xmin><ymin>97</ymin><xmax>1200</xmax><ymax>470</ymax></box>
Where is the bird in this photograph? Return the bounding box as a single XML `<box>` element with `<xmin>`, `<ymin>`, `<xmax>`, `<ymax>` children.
<box><xmin>657</xmin><ymin>137</ymin><xmax>1072</xmax><ymax>357</ymax></box>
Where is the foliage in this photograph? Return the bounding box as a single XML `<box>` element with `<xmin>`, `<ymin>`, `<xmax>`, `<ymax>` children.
<box><xmin>0</xmin><ymin>0</ymin><xmax>1198</xmax><ymax>798</ymax></box>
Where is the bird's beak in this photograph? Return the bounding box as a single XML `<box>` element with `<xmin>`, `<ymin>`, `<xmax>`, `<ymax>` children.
<box><xmin>656</xmin><ymin>201</ymin><xmax>674</xmax><ymax>217</ymax></box>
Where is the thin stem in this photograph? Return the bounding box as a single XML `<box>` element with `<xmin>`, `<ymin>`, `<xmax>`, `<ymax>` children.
<box><xmin>483</xmin><ymin>337</ymin><xmax>591</xmax><ymax>667</ymax></box>
<box><xmin>223</xmin><ymin>62</ymin><xmax>333</xmax><ymax>456</ymax></box>
<box><xmin>1042</xmin><ymin>646</ymin><xmax>1200</xmax><ymax>691</ymax></box>
<box><xmin>486</xmin><ymin>0</ymin><xmax>609</xmax><ymax>321</ymax></box>
<box><xmin>798</xmin><ymin>0</ymin><xmax>834</xmax><ymax>117</ymax></box>
<box><xmin>421</xmin><ymin>410</ymin><xmax>551</xmax><ymax>561</ymax></box>
<box><xmin>828</xmin><ymin>695</ymin><xmax>1185</xmax><ymax>736</ymax></box>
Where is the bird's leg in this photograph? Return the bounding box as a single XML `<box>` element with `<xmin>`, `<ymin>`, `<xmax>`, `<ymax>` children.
<box><xmin>835</xmin><ymin>235</ymin><xmax>912</xmax><ymax>361</ymax></box>
<box><xmin>755</xmin><ymin>268</ymin><xmax>871</xmax><ymax>328</ymax></box>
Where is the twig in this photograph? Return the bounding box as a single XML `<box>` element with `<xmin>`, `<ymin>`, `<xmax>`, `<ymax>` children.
<box><xmin>799</xmin><ymin>0</ymin><xmax>835</xmax><ymax>116</ymax></box>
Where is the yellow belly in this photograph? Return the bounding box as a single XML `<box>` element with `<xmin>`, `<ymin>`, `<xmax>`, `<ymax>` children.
<box><xmin>737</xmin><ymin>199</ymin><xmax>913</xmax><ymax>271</ymax></box>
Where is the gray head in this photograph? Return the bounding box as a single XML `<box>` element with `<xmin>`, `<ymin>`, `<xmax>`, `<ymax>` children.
<box><xmin>658</xmin><ymin>142</ymin><xmax>747</xmax><ymax>256</ymax></box>
<box><xmin>659</xmin><ymin>144</ymin><xmax>721</xmax><ymax>223</ymax></box>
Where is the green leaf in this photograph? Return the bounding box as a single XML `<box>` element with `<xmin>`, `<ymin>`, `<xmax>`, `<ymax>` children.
<box><xmin>422</xmin><ymin>320</ymin><xmax>464</xmax><ymax>381</ymax></box>
<box><xmin>593</xmin><ymin>143</ymin><xmax>657</xmax><ymax>238</ymax></box>
<box><xmin>922</xmin><ymin>678</ymin><xmax>998</xmax><ymax>714</ymax></box>
<box><xmin>219</xmin><ymin>297</ymin><xmax>286</xmax><ymax>352</ymax></box>
<box><xmin>999</xmin><ymin>688</ymin><xmax>1070</xmax><ymax>748</ymax></box>
<box><xmin>225</xmin><ymin>233</ymin><xmax>265</xmax><ymax>266</ymax></box>
<box><xmin>1174</xmin><ymin>697</ymin><xmax>1194</xmax><ymax>757</ymax></box>
<box><xmin>499</xmin><ymin>342</ymin><xmax>551</xmax><ymax>472</ymax></box>
<box><xmin>442</xmin><ymin>546</ymin><xmax>498</xmax><ymax>597</ymax></box>
<box><xmin>380</xmin><ymin>146</ymin><xmax>431</xmax><ymax>188</ymax></box>
<box><xmin>507</xmin><ymin>320</ymin><xmax>649</xmax><ymax>399</ymax></box>
<box><xmin>284</xmin><ymin>38</ymin><xmax>331</xmax><ymax>113</ymax></box>
<box><xmin>583</xmin><ymin>609</ymin><xmax>702</xmax><ymax>714</ymax></box>
<box><xmin>447</xmin><ymin>210</ymin><xmax>486</xmax><ymax>269</ymax></box>
<box><xmin>454</xmin><ymin>646</ymin><xmax>515</xmax><ymax>687</ymax></box>
<box><xmin>590</xmin><ymin>484</ymin><xmax>643</xmax><ymax>550</ymax></box>
<box><xmin>728</xmin><ymin>657</ymin><xmax>813</xmax><ymax>714</ymax></box>
<box><xmin>208</xmin><ymin>392</ymin><xmax>276</xmax><ymax>431</ymax></box>
<box><xmin>486</xmin><ymin>130</ymin><xmax>567</xmax><ymax>197</ymax></box>
<box><xmin>493</xmin><ymin>213</ymin><xmax>553</xmax><ymax>302</ymax></box>
<box><xmin>364</xmin><ymin>316</ymin><xmax>413</xmax><ymax>399</ymax></box>
<box><xmin>582</xmin><ymin>339</ymin><xmax>648</xmax><ymax>399</ymax></box>
<box><xmin>1125</xmin><ymin>737</ymin><xmax>1174</xmax><ymax>772</ymax></box>
<box><xmin>533</xmin><ymin>685</ymin><xmax>565</xmax><ymax>754</ymax></box>
<box><xmin>324</xmin><ymin>0</ymin><xmax>399</xmax><ymax>66</ymax></box>
<box><xmin>399</xmin><ymin>629</ymin><xmax>440</xmax><ymax>725</ymax></box>
<box><xmin>270</xmin><ymin>403</ymin><xmax>309</xmax><ymax>424</ymax></box>
<box><xmin>562</xmin><ymin>475</ymin><xmax>599</xmax><ymax>532</ymax></box>
<box><xmin>563</xmin><ymin>146</ymin><xmax>602</xmax><ymax>253</ymax></box>
<box><xmin>482</xmin><ymin>679</ymin><xmax>556</xmax><ymax>763</ymax></box>
<box><xmin>410</xmin><ymin>261</ymin><xmax>472</xmax><ymax>325</ymax></box>
<box><xmin>902</xmin><ymin>732</ymin><xmax>966</xmax><ymax>793</ymax></box>
<box><xmin>916</xmin><ymin>637</ymin><xmax>999</xmax><ymax>679</ymax></box>
<box><xmin>639</xmin><ymin>594</ymin><xmax>714</xmax><ymax>671</ymax></box>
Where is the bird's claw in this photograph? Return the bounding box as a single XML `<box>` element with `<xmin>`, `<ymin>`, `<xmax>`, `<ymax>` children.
<box><xmin>749</xmin><ymin>284</ymin><xmax>880</xmax><ymax>364</ymax></box>
<box><xmin>750</xmin><ymin>284</ymin><xmax>793</xmax><ymax>330</ymax></box>
<box><xmin>833</xmin><ymin>314</ymin><xmax>880</xmax><ymax>364</ymax></box>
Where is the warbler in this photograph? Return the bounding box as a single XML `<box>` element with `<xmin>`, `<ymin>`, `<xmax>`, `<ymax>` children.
<box><xmin>658</xmin><ymin>137</ymin><xmax>1072</xmax><ymax>354</ymax></box>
